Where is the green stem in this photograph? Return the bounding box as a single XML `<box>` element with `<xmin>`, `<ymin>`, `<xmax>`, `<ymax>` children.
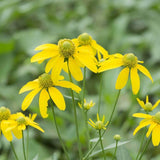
<box><xmin>10</xmin><ymin>142</ymin><xmax>19</xmax><ymax>160</ymax></box>
<box><xmin>98</xmin><ymin>73</ymin><xmax>103</xmax><ymax>115</ymax></box>
<box><xmin>51</xmin><ymin>103</ymin><xmax>70</xmax><ymax>160</ymax></box>
<box><xmin>138</xmin><ymin>136</ymin><xmax>151</xmax><ymax>160</ymax></box>
<box><xmin>22</xmin><ymin>131</ymin><xmax>27</xmax><ymax>160</ymax></box>
<box><xmin>83</xmin><ymin>90</ymin><xmax>121</xmax><ymax>160</ymax></box>
<box><xmin>99</xmin><ymin>130</ymin><xmax>106</xmax><ymax>160</ymax></box>
<box><xmin>67</xmin><ymin>63</ymin><xmax>82</xmax><ymax>159</ymax></box>
<box><xmin>112</xmin><ymin>141</ymin><xmax>118</xmax><ymax>160</ymax></box>
<box><xmin>26</xmin><ymin>127</ymin><xmax>29</xmax><ymax>160</ymax></box>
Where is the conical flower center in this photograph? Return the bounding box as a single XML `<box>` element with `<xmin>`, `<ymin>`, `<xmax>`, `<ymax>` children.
<box><xmin>123</xmin><ymin>53</ymin><xmax>138</xmax><ymax>68</ymax></box>
<box><xmin>38</xmin><ymin>73</ymin><xmax>53</xmax><ymax>88</ymax></box>
<box><xmin>17</xmin><ymin>116</ymin><xmax>27</xmax><ymax>125</ymax></box>
<box><xmin>0</xmin><ymin>106</ymin><xmax>11</xmax><ymax>121</ymax></box>
<box><xmin>95</xmin><ymin>120</ymin><xmax>104</xmax><ymax>130</ymax></box>
<box><xmin>78</xmin><ymin>33</ymin><xmax>92</xmax><ymax>45</ymax></box>
<box><xmin>145</xmin><ymin>102</ymin><xmax>152</xmax><ymax>111</ymax></box>
<box><xmin>58</xmin><ymin>39</ymin><xmax>75</xmax><ymax>58</ymax></box>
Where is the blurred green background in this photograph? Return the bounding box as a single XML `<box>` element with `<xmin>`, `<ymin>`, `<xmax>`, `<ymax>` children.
<box><xmin>0</xmin><ymin>0</ymin><xmax>160</xmax><ymax>159</ymax></box>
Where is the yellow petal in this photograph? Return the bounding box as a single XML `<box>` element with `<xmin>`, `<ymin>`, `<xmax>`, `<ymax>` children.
<box><xmin>12</xmin><ymin>127</ymin><xmax>22</xmax><ymax>139</ymax></box>
<box><xmin>19</xmin><ymin>79</ymin><xmax>39</xmax><ymax>94</ymax></box>
<box><xmin>146</xmin><ymin>95</ymin><xmax>149</xmax><ymax>103</ymax></box>
<box><xmin>152</xmin><ymin>100</ymin><xmax>160</xmax><ymax>110</ymax></box>
<box><xmin>51</xmin><ymin>56</ymin><xmax>64</xmax><ymax>82</ymax></box>
<box><xmin>55</xmin><ymin>80</ymin><xmax>81</xmax><ymax>93</ymax></box>
<box><xmin>97</xmin><ymin>113</ymin><xmax>100</xmax><ymax>121</ymax></box>
<box><xmin>115</xmin><ymin>67</ymin><xmax>129</xmax><ymax>89</ymax></box>
<box><xmin>152</xmin><ymin>125</ymin><xmax>160</xmax><ymax>146</ymax></box>
<box><xmin>68</xmin><ymin>57</ymin><xmax>83</xmax><ymax>81</ymax></box>
<box><xmin>39</xmin><ymin>89</ymin><xmax>50</xmax><ymax>118</ymax></box>
<box><xmin>34</xmin><ymin>44</ymin><xmax>58</xmax><ymax>51</ymax></box>
<box><xmin>21</xmin><ymin>88</ymin><xmax>41</xmax><ymax>111</ymax></box>
<box><xmin>146</xmin><ymin>122</ymin><xmax>157</xmax><ymax>137</ymax></box>
<box><xmin>88</xmin><ymin>121</ymin><xmax>96</xmax><ymax>129</ymax></box>
<box><xmin>130</xmin><ymin>67</ymin><xmax>140</xmax><ymax>95</ymax></box>
<box><xmin>136</xmin><ymin>98</ymin><xmax>145</xmax><ymax>109</ymax></box>
<box><xmin>137</xmin><ymin>64</ymin><xmax>153</xmax><ymax>82</ymax></box>
<box><xmin>49</xmin><ymin>87</ymin><xmax>65</xmax><ymax>110</ymax></box>
<box><xmin>18</xmin><ymin>124</ymin><xmax>26</xmax><ymax>130</ymax></box>
<box><xmin>132</xmin><ymin>113</ymin><xmax>152</xmax><ymax>119</ymax></box>
<box><xmin>62</xmin><ymin>62</ymin><xmax>68</xmax><ymax>73</ymax></box>
<box><xmin>28</xmin><ymin>122</ymin><xmax>44</xmax><ymax>132</ymax></box>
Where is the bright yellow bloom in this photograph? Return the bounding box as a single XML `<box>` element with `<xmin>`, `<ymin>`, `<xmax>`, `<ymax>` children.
<box><xmin>31</xmin><ymin>38</ymin><xmax>97</xmax><ymax>81</ymax></box>
<box><xmin>73</xmin><ymin>33</ymin><xmax>109</xmax><ymax>61</ymax></box>
<box><xmin>0</xmin><ymin>106</ymin><xmax>13</xmax><ymax>141</ymax></box>
<box><xmin>137</xmin><ymin>95</ymin><xmax>160</xmax><ymax>112</ymax></box>
<box><xmin>2</xmin><ymin>112</ymin><xmax>44</xmax><ymax>141</ymax></box>
<box><xmin>19</xmin><ymin>73</ymin><xmax>81</xmax><ymax>118</ymax></box>
<box><xmin>78</xmin><ymin>99</ymin><xmax>95</xmax><ymax>110</ymax></box>
<box><xmin>133</xmin><ymin>112</ymin><xmax>160</xmax><ymax>146</ymax></box>
<box><xmin>98</xmin><ymin>53</ymin><xmax>153</xmax><ymax>94</ymax></box>
<box><xmin>88</xmin><ymin>113</ymin><xmax>109</xmax><ymax>130</ymax></box>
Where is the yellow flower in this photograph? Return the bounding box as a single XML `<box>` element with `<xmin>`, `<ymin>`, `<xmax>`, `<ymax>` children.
<box><xmin>2</xmin><ymin>112</ymin><xmax>44</xmax><ymax>141</ymax></box>
<box><xmin>19</xmin><ymin>73</ymin><xmax>81</xmax><ymax>118</ymax></box>
<box><xmin>73</xmin><ymin>33</ymin><xmax>109</xmax><ymax>61</ymax></box>
<box><xmin>133</xmin><ymin>112</ymin><xmax>160</xmax><ymax>146</ymax></box>
<box><xmin>137</xmin><ymin>95</ymin><xmax>160</xmax><ymax>112</ymax></box>
<box><xmin>31</xmin><ymin>38</ymin><xmax>97</xmax><ymax>81</ymax></box>
<box><xmin>0</xmin><ymin>106</ymin><xmax>13</xmax><ymax>141</ymax></box>
<box><xmin>78</xmin><ymin>99</ymin><xmax>95</xmax><ymax>110</ymax></box>
<box><xmin>88</xmin><ymin>113</ymin><xmax>109</xmax><ymax>130</ymax></box>
<box><xmin>98</xmin><ymin>53</ymin><xmax>153</xmax><ymax>94</ymax></box>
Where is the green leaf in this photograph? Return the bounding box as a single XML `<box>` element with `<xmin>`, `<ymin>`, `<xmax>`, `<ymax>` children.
<box><xmin>32</xmin><ymin>154</ymin><xmax>38</xmax><ymax>160</ymax></box>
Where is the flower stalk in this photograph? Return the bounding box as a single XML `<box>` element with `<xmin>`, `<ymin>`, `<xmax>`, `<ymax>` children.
<box><xmin>10</xmin><ymin>142</ymin><xmax>19</xmax><ymax>160</ymax></box>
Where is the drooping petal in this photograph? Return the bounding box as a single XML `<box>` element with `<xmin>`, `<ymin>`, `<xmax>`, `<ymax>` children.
<box><xmin>132</xmin><ymin>113</ymin><xmax>152</xmax><ymax>119</ymax></box>
<box><xmin>21</xmin><ymin>88</ymin><xmax>41</xmax><ymax>111</ymax></box>
<box><xmin>152</xmin><ymin>125</ymin><xmax>160</xmax><ymax>146</ymax></box>
<box><xmin>48</xmin><ymin>87</ymin><xmax>65</xmax><ymax>110</ymax></box>
<box><xmin>12</xmin><ymin>127</ymin><xmax>22</xmax><ymax>139</ymax></box>
<box><xmin>19</xmin><ymin>79</ymin><xmax>39</xmax><ymax>94</ymax></box>
<box><xmin>68</xmin><ymin>57</ymin><xmax>83</xmax><ymax>81</ymax></box>
<box><xmin>18</xmin><ymin>124</ymin><xmax>26</xmax><ymax>130</ymax></box>
<box><xmin>34</xmin><ymin>44</ymin><xmax>58</xmax><ymax>51</ymax></box>
<box><xmin>130</xmin><ymin>67</ymin><xmax>140</xmax><ymax>95</ymax></box>
<box><xmin>62</xmin><ymin>62</ymin><xmax>68</xmax><ymax>73</ymax></box>
<box><xmin>28</xmin><ymin>122</ymin><xmax>44</xmax><ymax>132</ymax></box>
<box><xmin>152</xmin><ymin>100</ymin><xmax>160</xmax><ymax>110</ymax></box>
<box><xmin>115</xmin><ymin>67</ymin><xmax>129</xmax><ymax>89</ymax></box>
<box><xmin>137</xmin><ymin>64</ymin><xmax>153</xmax><ymax>82</ymax></box>
<box><xmin>136</xmin><ymin>98</ymin><xmax>145</xmax><ymax>109</ymax></box>
<box><xmin>146</xmin><ymin>122</ymin><xmax>157</xmax><ymax>137</ymax></box>
<box><xmin>39</xmin><ymin>89</ymin><xmax>50</xmax><ymax>118</ymax></box>
<box><xmin>55</xmin><ymin>81</ymin><xmax>81</xmax><ymax>93</ymax></box>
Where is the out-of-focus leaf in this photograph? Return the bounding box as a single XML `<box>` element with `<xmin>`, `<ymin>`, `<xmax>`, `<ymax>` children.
<box><xmin>33</xmin><ymin>154</ymin><xmax>38</xmax><ymax>160</ymax></box>
<box><xmin>116</xmin><ymin>146</ymin><xmax>132</xmax><ymax>160</ymax></box>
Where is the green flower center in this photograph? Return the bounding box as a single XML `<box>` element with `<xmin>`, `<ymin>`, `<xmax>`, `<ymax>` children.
<box><xmin>154</xmin><ymin>112</ymin><xmax>160</xmax><ymax>123</ymax></box>
<box><xmin>122</xmin><ymin>53</ymin><xmax>138</xmax><ymax>68</ymax></box>
<box><xmin>38</xmin><ymin>73</ymin><xmax>53</xmax><ymax>88</ymax></box>
<box><xmin>0</xmin><ymin>106</ymin><xmax>11</xmax><ymax>121</ymax></box>
<box><xmin>145</xmin><ymin>102</ymin><xmax>153</xmax><ymax>111</ymax></box>
<box><xmin>114</xmin><ymin>134</ymin><xmax>121</xmax><ymax>141</ymax></box>
<box><xmin>58</xmin><ymin>39</ymin><xmax>75</xmax><ymax>58</ymax></box>
<box><xmin>78</xmin><ymin>33</ymin><xmax>92</xmax><ymax>45</ymax></box>
<box><xmin>17</xmin><ymin>116</ymin><xmax>27</xmax><ymax>125</ymax></box>
<box><xmin>95</xmin><ymin>121</ymin><xmax>104</xmax><ymax>130</ymax></box>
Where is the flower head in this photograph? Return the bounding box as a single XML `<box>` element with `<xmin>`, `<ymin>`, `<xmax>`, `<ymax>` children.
<box><xmin>133</xmin><ymin>112</ymin><xmax>160</xmax><ymax>146</ymax></box>
<box><xmin>114</xmin><ymin>134</ymin><xmax>121</xmax><ymax>141</ymax></box>
<box><xmin>31</xmin><ymin>38</ymin><xmax>97</xmax><ymax>81</ymax></box>
<box><xmin>78</xmin><ymin>99</ymin><xmax>95</xmax><ymax>111</ymax></box>
<box><xmin>98</xmin><ymin>53</ymin><xmax>153</xmax><ymax>94</ymax></box>
<box><xmin>137</xmin><ymin>95</ymin><xmax>160</xmax><ymax>112</ymax></box>
<box><xmin>88</xmin><ymin>113</ymin><xmax>109</xmax><ymax>130</ymax></box>
<box><xmin>19</xmin><ymin>73</ymin><xmax>81</xmax><ymax>118</ymax></box>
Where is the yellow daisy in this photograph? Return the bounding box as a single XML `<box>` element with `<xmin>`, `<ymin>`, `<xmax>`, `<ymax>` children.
<box><xmin>78</xmin><ymin>99</ymin><xmax>95</xmax><ymax>111</ymax></box>
<box><xmin>2</xmin><ymin>112</ymin><xmax>44</xmax><ymax>141</ymax></box>
<box><xmin>133</xmin><ymin>112</ymin><xmax>160</xmax><ymax>146</ymax></box>
<box><xmin>72</xmin><ymin>33</ymin><xmax>109</xmax><ymax>61</ymax></box>
<box><xmin>98</xmin><ymin>53</ymin><xmax>153</xmax><ymax>94</ymax></box>
<box><xmin>19</xmin><ymin>73</ymin><xmax>81</xmax><ymax>118</ymax></box>
<box><xmin>137</xmin><ymin>95</ymin><xmax>160</xmax><ymax>112</ymax></box>
<box><xmin>31</xmin><ymin>38</ymin><xmax>98</xmax><ymax>81</ymax></box>
<box><xmin>88</xmin><ymin>113</ymin><xmax>109</xmax><ymax>130</ymax></box>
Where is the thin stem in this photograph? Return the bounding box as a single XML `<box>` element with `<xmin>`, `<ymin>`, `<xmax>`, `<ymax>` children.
<box><xmin>112</xmin><ymin>141</ymin><xmax>118</xmax><ymax>160</ymax></box>
<box><xmin>50</xmin><ymin>103</ymin><xmax>70</xmax><ymax>160</ymax></box>
<box><xmin>10</xmin><ymin>142</ymin><xmax>19</xmax><ymax>160</ymax></box>
<box><xmin>99</xmin><ymin>130</ymin><xmax>106</xmax><ymax>160</ymax></box>
<box><xmin>98</xmin><ymin>73</ymin><xmax>103</xmax><ymax>115</ymax></box>
<box><xmin>138</xmin><ymin>136</ymin><xmax>151</xmax><ymax>160</ymax></box>
<box><xmin>83</xmin><ymin>90</ymin><xmax>121</xmax><ymax>160</ymax></box>
<box><xmin>67</xmin><ymin>63</ymin><xmax>82</xmax><ymax>159</ymax></box>
<box><xmin>26</xmin><ymin>127</ymin><xmax>29</xmax><ymax>160</ymax></box>
<box><xmin>22</xmin><ymin>131</ymin><xmax>27</xmax><ymax>160</ymax></box>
